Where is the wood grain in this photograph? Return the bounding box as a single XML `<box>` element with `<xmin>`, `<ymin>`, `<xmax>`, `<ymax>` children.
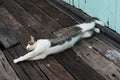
<box><xmin>14</xmin><ymin>0</ymin><xmax>63</xmax><ymax>32</ymax></box>
<box><xmin>73</xmin><ymin>40</ymin><xmax>120</xmax><ymax>80</ymax></box>
<box><xmin>1</xmin><ymin>1</ymin><xmax>76</xmax><ymax>79</ymax></box>
<box><xmin>31</xmin><ymin>0</ymin><xmax>77</xmax><ymax>27</ymax></box>
<box><xmin>0</xmin><ymin>0</ymin><xmax>120</xmax><ymax>80</ymax></box>
<box><xmin>87</xmin><ymin>36</ymin><xmax>120</xmax><ymax>67</ymax></box>
<box><xmin>0</xmin><ymin>15</ymin><xmax>19</xmax><ymax>49</ymax></box>
<box><xmin>0</xmin><ymin>50</ymin><xmax>20</xmax><ymax>80</ymax></box>
<box><xmin>54</xmin><ymin>26</ymin><xmax>120</xmax><ymax>80</ymax></box>
<box><xmin>4</xmin><ymin>45</ymin><xmax>48</xmax><ymax>80</ymax></box>
<box><xmin>0</xmin><ymin>7</ymin><xmax>31</xmax><ymax>47</ymax></box>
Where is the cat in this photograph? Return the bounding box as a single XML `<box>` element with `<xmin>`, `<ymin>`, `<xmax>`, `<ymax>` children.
<box><xmin>13</xmin><ymin>20</ymin><xmax>104</xmax><ymax>63</ymax></box>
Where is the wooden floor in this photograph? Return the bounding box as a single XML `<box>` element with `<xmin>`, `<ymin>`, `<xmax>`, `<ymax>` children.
<box><xmin>0</xmin><ymin>0</ymin><xmax>120</xmax><ymax>80</ymax></box>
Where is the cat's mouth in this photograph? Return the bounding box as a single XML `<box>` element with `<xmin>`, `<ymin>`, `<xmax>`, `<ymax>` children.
<box><xmin>26</xmin><ymin>47</ymin><xmax>34</xmax><ymax>52</ymax></box>
<box><xmin>27</xmin><ymin>49</ymin><xmax>35</xmax><ymax>52</ymax></box>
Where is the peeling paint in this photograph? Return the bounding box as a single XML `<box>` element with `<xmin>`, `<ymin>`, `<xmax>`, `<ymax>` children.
<box><xmin>105</xmin><ymin>50</ymin><xmax>120</xmax><ymax>62</ymax></box>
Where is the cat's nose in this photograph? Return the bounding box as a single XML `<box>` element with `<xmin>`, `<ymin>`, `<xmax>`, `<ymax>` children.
<box><xmin>26</xmin><ymin>47</ymin><xmax>33</xmax><ymax>52</ymax></box>
<box><xmin>26</xmin><ymin>48</ymin><xmax>31</xmax><ymax>52</ymax></box>
<box><xmin>26</xmin><ymin>46</ymin><xmax>30</xmax><ymax>52</ymax></box>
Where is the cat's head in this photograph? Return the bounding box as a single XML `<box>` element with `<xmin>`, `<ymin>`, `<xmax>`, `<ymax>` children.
<box><xmin>26</xmin><ymin>36</ymin><xmax>37</xmax><ymax>51</ymax></box>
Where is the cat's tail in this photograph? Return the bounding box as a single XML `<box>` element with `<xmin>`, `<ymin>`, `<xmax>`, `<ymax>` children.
<box><xmin>94</xmin><ymin>20</ymin><xmax>105</xmax><ymax>26</ymax></box>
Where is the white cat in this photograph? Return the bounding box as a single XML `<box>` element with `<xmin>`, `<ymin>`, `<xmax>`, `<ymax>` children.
<box><xmin>13</xmin><ymin>20</ymin><xmax>104</xmax><ymax>63</ymax></box>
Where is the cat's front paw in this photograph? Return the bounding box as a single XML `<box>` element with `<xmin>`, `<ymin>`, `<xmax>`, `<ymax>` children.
<box><xmin>13</xmin><ymin>59</ymin><xmax>19</xmax><ymax>63</ymax></box>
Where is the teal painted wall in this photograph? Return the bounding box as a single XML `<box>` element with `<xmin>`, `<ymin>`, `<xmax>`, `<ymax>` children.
<box><xmin>63</xmin><ymin>0</ymin><xmax>120</xmax><ymax>34</ymax></box>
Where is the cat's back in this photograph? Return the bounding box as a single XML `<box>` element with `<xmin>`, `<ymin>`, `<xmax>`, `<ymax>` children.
<box><xmin>50</xmin><ymin>26</ymin><xmax>82</xmax><ymax>46</ymax></box>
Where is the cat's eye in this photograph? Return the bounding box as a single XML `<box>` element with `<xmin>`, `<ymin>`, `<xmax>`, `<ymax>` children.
<box><xmin>28</xmin><ymin>41</ymin><xmax>34</xmax><ymax>45</ymax></box>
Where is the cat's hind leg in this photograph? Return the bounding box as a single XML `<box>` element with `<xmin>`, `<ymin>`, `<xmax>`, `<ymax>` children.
<box><xmin>81</xmin><ymin>31</ymin><xmax>93</xmax><ymax>38</ymax></box>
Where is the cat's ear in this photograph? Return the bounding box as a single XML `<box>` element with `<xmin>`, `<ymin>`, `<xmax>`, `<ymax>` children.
<box><xmin>30</xmin><ymin>36</ymin><xmax>36</xmax><ymax>43</ymax></box>
<box><xmin>28</xmin><ymin>36</ymin><xmax>36</xmax><ymax>45</ymax></box>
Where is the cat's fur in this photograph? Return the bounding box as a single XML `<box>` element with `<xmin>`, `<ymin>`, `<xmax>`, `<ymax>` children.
<box><xmin>13</xmin><ymin>20</ymin><xmax>104</xmax><ymax>63</ymax></box>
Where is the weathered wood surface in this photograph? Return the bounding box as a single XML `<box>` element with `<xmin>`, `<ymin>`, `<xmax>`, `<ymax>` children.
<box><xmin>0</xmin><ymin>0</ymin><xmax>120</xmax><ymax>80</ymax></box>
<box><xmin>4</xmin><ymin>45</ymin><xmax>48</xmax><ymax>80</ymax></box>
<box><xmin>0</xmin><ymin>18</ymin><xmax>19</xmax><ymax>49</ymax></box>
<box><xmin>14</xmin><ymin>0</ymin><xmax>63</xmax><ymax>32</ymax></box>
<box><xmin>54</xmin><ymin>29</ymin><xmax>120</xmax><ymax>80</ymax></box>
<box><xmin>1</xmin><ymin>0</ymin><xmax>51</xmax><ymax>39</ymax></box>
<box><xmin>0</xmin><ymin>1</ymin><xmax>76</xmax><ymax>80</ymax></box>
<box><xmin>0</xmin><ymin>7</ymin><xmax>31</xmax><ymax>47</ymax></box>
<box><xmin>31</xmin><ymin>0</ymin><xmax>77</xmax><ymax>27</ymax></box>
<box><xmin>37</xmin><ymin>56</ymin><xmax>76</xmax><ymax>80</ymax></box>
<box><xmin>73</xmin><ymin>39</ymin><xmax>120</xmax><ymax>80</ymax></box>
<box><xmin>0</xmin><ymin>50</ymin><xmax>20</xmax><ymax>80</ymax></box>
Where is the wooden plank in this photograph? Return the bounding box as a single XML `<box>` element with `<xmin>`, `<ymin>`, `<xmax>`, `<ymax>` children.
<box><xmin>96</xmin><ymin>33</ymin><xmax>120</xmax><ymax>50</ymax></box>
<box><xmin>0</xmin><ymin>7</ymin><xmax>31</xmax><ymax>47</ymax></box>
<box><xmin>4</xmin><ymin>45</ymin><xmax>48</xmax><ymax>80</ymax></box>
<box><xmin>0</xmin><ymin>16</ymin><xmax>19</xmax><ymax>49</ymax></box>
<box><xmin>73</xmin><ymin>40</ymin><xmax>120</xmax><ymax>80</ymax></box>
<box><xmin>2</xmin><ymin>0</ymin><xmax>53</xmax><ymax>39</ymax></box>
<box><xmin>0</xmin><ymin>50</ymin><xmax>20</xmax><ymax>80</ymax></box>
<box><xmin>86</xmin><ymin>36</ymin><xmax>120</xmax><ymax>66</ymax></box>
<box><xmin>55</xmin><ymin>49</ymin><xmax>105</xmax><ymax>80</ymax></box>
<box><xmin>1</xmin><ymin>1</ymin><xmax>76</xmax><ymax>80</ymax></box>
<box><xmin>36</xmin><ymin>56</ymin><xmax>75</xmax><ymax>80</ymax></box>
<box><xmin>47</xmin><ymin>0</ymin><xmax>90</xmax><ymax>22</ymax></box>
<box><xmin>3</xmin><ymin>49</ymin><xmax>30</xmax><ymax>80</ymax></box>
<box><xmin>14</xmin><ymin>0</ymin><xmax>64</xmax><ymax>33</ymax></box>
<box><xmin>30</xmin><ymin>0</ymin><xmax>77</xmax><ymax>27</ymax></box>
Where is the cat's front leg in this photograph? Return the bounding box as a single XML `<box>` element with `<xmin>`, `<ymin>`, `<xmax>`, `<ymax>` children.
<box><xmin>13</xmin><ymin>50</ymin><xmax>40</xmax><ymax>63</ymax></box>
<box><xmin>81</xmin><ymin>31</ymin><xmax>93</xmax><ymax>38</ymax></box>
<box><xmin>13</xmin><ymin>57</ymin><xmax>24</xmax><ymax>63</ymax></box>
